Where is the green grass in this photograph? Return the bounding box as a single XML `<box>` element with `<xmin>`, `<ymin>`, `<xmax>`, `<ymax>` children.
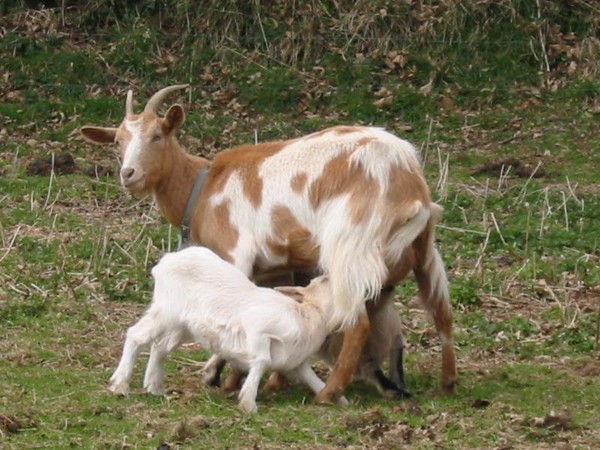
<box><xmin>1</xmin><ymin>2</ymin><xmax>600</xmax><ymax>448</ymax></box>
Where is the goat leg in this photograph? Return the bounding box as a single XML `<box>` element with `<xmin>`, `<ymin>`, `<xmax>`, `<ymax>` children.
<box><xmin>263</xmin><ymin>372</ymin><xmax>289</xmax><ymax>392</ymax></box>
<box><xmin>201</xmin><ymin>354</ymin><xmax>227</xmax><ymax>387</ymax></box>
<box><xmin>315</xmin><ymin>312</ymin><xmax>370</xmax><ymax>404</ymax></box>
<box><xmin>413</xmin><ymin>246</ymin><xmax>457</xmax><ymax>394</ymax></box>
<box><xmin>223</xmin><ymin>367</ymin><xmax>244</xmax><ymax>392</ymax></box>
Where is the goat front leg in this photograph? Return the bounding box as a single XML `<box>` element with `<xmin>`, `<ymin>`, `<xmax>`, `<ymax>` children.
<box><xmin>109</xmin><ymin>314</ymin><xmax>156</xmax><ymax>395</ymax></box>
<box><xmin>237</xmin><ymin>363</ymin><xmax>266</xmax><ymax>413</ymax></box>
<box><xmin>315</xmin><ymin>312</ymin><xmax>370</xmax><ymax>404</ymax></box>
<box><xmin>237</xmin><ymin>335</ymin><xmax>272</xmax><ymax>413</ymax></box>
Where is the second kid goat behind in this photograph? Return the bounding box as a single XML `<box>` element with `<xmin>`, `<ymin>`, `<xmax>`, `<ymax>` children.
<box><xmin>109</xmin><ymin>246</ymin><xmax>349</xmax><ymax>413</ymax></box>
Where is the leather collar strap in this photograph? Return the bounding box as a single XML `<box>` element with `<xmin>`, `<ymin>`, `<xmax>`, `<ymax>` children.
<box><xmin>178</xmin><ymin>167</ymin><xmax>208</xmax><ymax>250</ymax></box>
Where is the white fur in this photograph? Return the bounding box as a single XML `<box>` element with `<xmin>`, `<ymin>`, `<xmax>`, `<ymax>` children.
<box><xmin>121</xmin><ymin>119</ymin><xmax>145</xmax><ymax>185</ymax></box>
<box><xmin>108</xmin><ymin>246</ymin><xmax>348</xmax><ymax>413</ymax></box>
<box><xmin>349</xmin><ymin>128</ymin><xmax>421</xmax><ymax>186</ymax></box>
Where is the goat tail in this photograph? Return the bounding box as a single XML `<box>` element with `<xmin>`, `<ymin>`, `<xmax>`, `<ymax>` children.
<box><xmin>323</xmin><ymin>201</ymin><xmax>431</xmax><ymax>330</ymax></box>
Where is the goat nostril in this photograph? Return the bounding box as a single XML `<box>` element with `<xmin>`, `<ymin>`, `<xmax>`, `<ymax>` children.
<box><xmin>121</xmin><ymin>168</ymin><xmax>135</xmax><ymax>181</ymax></box>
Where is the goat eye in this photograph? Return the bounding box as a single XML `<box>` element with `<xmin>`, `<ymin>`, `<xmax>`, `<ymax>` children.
<box><xmin>152</xmin><ymin>134</ymin><xmax>162</xmax><ymax>142</ymax></box>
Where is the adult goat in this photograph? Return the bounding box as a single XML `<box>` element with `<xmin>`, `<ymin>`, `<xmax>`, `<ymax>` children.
<box><xmin>81</xmin><ymin>85</ymin><xmax>457</xmax><ymax>403</ymax></box>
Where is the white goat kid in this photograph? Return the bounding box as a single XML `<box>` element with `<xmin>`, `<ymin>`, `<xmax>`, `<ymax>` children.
<box><xmin>108</xmin><ymin>246</ymin><xmax>348</xmax><ymax>413</ymax></box>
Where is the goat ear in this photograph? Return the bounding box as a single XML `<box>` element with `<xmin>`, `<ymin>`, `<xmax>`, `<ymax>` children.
<box><xmin>163</xmin><ymin>104</ymin><xmax>185</xmax><ymax>134</ymax></box>
<box><xmin>80</xmin><ymin>126</ymin><xmax>117</xmax><ymax>144</ymax></box>
<box><xmin>274</xmin><ymin>286</ymin><xmax>305</xmax><ymax>303</ymax></box>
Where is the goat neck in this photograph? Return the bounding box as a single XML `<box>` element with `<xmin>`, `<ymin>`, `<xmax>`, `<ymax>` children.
<box><xmin>153</xmin><ymin>142</ymin><xmax>209</xmax><ymax>228</ymax></box>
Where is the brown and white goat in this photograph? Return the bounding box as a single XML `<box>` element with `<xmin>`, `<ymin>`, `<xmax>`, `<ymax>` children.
<box><xmin>80</xmin><ymin>85</ymin><xmax>457</xmax><ymax>403</ymax></box>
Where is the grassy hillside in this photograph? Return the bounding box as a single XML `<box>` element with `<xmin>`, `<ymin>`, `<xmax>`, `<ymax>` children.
<box><xmin>1</xmin><ymin>1</ymin><xmax>599</xmax><ymax>448</ymax></box>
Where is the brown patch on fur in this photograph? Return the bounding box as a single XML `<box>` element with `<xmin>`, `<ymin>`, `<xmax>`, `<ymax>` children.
<box><xmin>308</xmin><ymin>152</ymin><xmax>380</xmax><ymax>224</ymax></box>
<box><xmin>154</xmin><ymin>147</ymin><xmax>208</xmax><ymax>227</ymax></box>
<box><xmin>308</xmin><ymin>153</ymin><xmax>348</xmax><ymax>209</ymax></box>
<box><xmin>376</xmin><ymin>167</ymin><xmax>432</xmax><ymax>258</ymax></box>
<box><xmin>290</xmin><ymin>172</ymin><xmax>308</xmax><ymax>193</ymax></box>
<box><xmin>267</xmin><ymin>205</ymin><xmax>319</xmax><ymax>268</ymax></box>
<box><xmin>332</xmin><ymin>125</ymin><xmax>363</xmax><ymax>135</ymax></box>
<box><xmin>385</xmin><ymin>248</ymin><xmax>416</xmax><ymax>286</ymax></box>
<box><xmin>194</xmin><ymin>199</ymin><xmax>239</xmax><ymax>263</ymax></box>
<box><xmin>206</xmin><ymin>140</ymin><xmax>288</xmax><ymax>208</ymax></box>
<box><xmin>357</xmin><ymin>136</ymin><xmax>375</xmax><ymax>146</ymax></box>
<box><xmin>288</xmin><ymin>228</ymin><xmax>319</xmax><ymax>267</ymax></box>
<box><xmin>387</xmin><ymin>166</ymin><xmax>430</xmax><ymax>210</ymax></box>
<box><xmin>271</xmin><ymin>205</ymin><xmax>301</xmax><ymax>237</ymax></box>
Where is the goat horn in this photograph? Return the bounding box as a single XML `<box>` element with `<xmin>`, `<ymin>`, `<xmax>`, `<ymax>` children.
<box><xmin>126</xmin><ymin>90</ymin><xmax>134</xmax><ymax>116</ymax></box>
<box><xmin>144</xmin><ymin>84</ymin><xmax>189</xmax><ymax>113</ymax></box>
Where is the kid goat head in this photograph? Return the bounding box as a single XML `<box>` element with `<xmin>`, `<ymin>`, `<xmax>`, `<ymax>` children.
<box><xmin>80</xmin><ymin>85</ymin><xmax>189</xmax><ymax>196</ymax></box>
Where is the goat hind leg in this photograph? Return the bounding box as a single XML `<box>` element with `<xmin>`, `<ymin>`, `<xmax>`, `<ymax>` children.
<box><xmin>144</xmin><ymin>329</ymin><xmax>186</xmax><ymax>395</ymax></box>
<box><xmin>222</xmin><ymin>367</ymin><xmax>245</xmax><ymax>392</ymax></box>
<box><xmin>315</xmin><ymin>312</ymin><xmax>370</xmax><ymax>404</ymax></box>
<box><xmin>414</xmin><ymin>247</ymin><xmax>457</xmax><ymax>394</ymax></box>
<box><xmin>202</xmin><ymin>355</ymin><xmax>242</xmax><ymax>392</ymax></box>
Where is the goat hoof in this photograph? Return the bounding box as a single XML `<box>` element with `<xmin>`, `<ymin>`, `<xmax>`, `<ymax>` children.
<box><xmin>397</xmin><ymin>389</ymin><xmax>412</xmax><ymax>399</ymax></box>
<box><xmin>145</xmin><ymin>385</ymin><xmax>166</xmax><ymax>396</ymax></box>
<box><xmin>440</xmin><ymin>380</ymin><xmax>457</xmax><ymax>395</ymax></box>
<box><xmin>315</xmin><ymin>389</ymin><xmax>337</xmax><ymax>405</ymax></box>
<box><xmin>238</xmin><ymin>400</ymin><xmax>258</xmax><ymax>414</ymax></box>
<box><xmin>108</xmin><ymin>383</ymin><xmax>129</xmax><ymax>396</ymax></box>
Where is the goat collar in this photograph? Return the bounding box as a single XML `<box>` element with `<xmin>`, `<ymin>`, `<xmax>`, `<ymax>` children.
<box><xmin>178</xmin><ymin>167</ymin><xmax>209</xmax><ymax>250</ymax></box>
